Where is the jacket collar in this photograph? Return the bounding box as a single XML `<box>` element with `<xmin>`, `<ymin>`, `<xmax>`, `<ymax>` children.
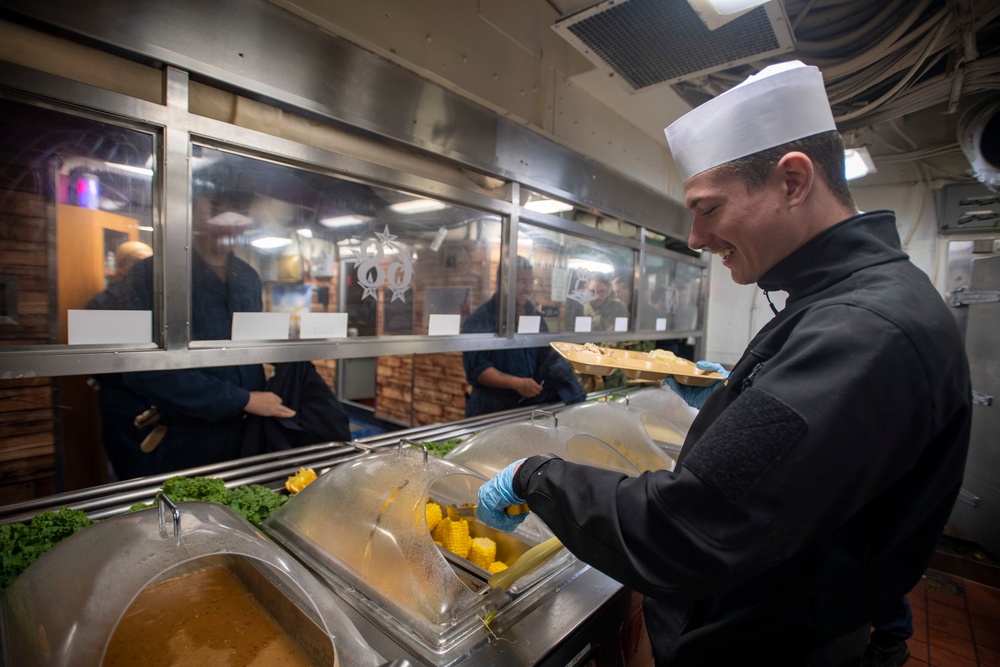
<box><xmin>757</xmin><ymin>210</ymin><xmax>909</xmax><ymax>302</ymax></box>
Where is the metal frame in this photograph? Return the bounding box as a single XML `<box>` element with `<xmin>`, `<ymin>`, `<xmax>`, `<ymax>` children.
<box><xmin>0</xmin><ymin>7</ymin><xmax>707</xmax><ymax>380</ymax></box>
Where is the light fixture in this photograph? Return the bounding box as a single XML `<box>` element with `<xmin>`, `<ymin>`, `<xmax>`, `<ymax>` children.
<box><xmin>103</xmin><ymin>161</ymin><xmax>154</xmax><ymax>177</ymax></box>
<box><xmin>250</xmin><ymin>236</ymin><xmax>293</xmax><ymax>249</ymax></box>
<box><xmin>320</xmin><ymin>214</ymin><xmax>369</xmax><ymax>228</ymax></box>
<box><xmin>567</xmin><ymin>258</ymin><xmax>614</xmax><ymax>275</ymax></box>
<box><xmin>524</xmin><ymin>198</ymin><xmax>574</xmax><ymax>214</ymax></box>
<box><xmin>687</xmin><ymin>0</ymin><xmax>770</xmax><ymax>30</ymax></box>
<box><xmin>296</xmin><ymin>228</ymin><xmax>314</xmax><ymax>238</ymax></box>
<box><xmin>844</xmin><ymin>147</ymin><xmax>877</xmax><ymax>181</ymax></box>
<box><xmin>388</xmin><ymin>198</ymin><xmax>448</xmax><ymax>214</ymax></box>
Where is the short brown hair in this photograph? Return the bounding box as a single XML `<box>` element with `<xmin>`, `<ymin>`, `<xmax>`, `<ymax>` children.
<box><xmin>713</xmin><ymin>130</ymin><xmax>855</xmax><ymax>209</ymax></box>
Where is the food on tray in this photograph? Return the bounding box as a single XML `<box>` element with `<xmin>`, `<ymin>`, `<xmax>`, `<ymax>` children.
<box><xmin>427</xmin><ymin>500</ymin><xmax>508</xmax><ymax>572</ymax></box>
<box><xmin>648</xmin><ymin>349</ymin><xmax>678</xmax><ymax>362</ymax></box>
<box><xmin>434</xmin><ymin>517</ymin><xmax>472</xmax><ymax>558</ymax></box>
<box><xmin>426</xmin><ymin>501</ymin><xmax>443</xmax><ymax>532</ymax></box>
<box><xmin>573</xmin><ymin>342</ymin><xmax>611</xmax><ymax>356</ymax></box>
<box><xmin>285</xmin><ymin>466</ymin><xmax>318</xmax><ymax>493</ymax></box>
<box><xmin>467</xmin><ymin>537</ymin><xmax>497</xmax><ymax>570</ymax></box>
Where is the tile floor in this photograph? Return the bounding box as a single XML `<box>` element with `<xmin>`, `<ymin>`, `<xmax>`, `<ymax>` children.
<box><xmin>624</xmin><ymin>567</ymin><xmax>1000</xmax><ymax>666</ymax></box>
<box><xmin>904</xmin><ymin>569</ymin><xmax>1000</xmax><ymax>667</ymax></box>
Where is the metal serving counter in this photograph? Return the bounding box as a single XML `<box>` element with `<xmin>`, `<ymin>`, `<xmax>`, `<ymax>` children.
<box><xmin>0</xmin><ymin>400</ymin><xmax>644</xmax><ymax>667</ymax></box>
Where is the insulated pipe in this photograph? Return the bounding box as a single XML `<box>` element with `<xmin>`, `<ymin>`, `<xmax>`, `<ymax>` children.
<box><xmin>958</xmin><ymin>97</ymin><xmax>1000</xmax><ymax>189</ymax></box>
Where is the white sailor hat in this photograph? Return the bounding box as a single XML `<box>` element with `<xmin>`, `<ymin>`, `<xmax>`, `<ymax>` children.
<box><xmin>664</xmin><ymin>61</ymin><xmax>836</xmax><ymax>182</ymax></box>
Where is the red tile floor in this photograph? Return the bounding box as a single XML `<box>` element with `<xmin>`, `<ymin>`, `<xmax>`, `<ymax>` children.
<box><xmin>904</xmin><ymin>569</ymin><xmax>1000</xmax><ymax>667</ymax></box>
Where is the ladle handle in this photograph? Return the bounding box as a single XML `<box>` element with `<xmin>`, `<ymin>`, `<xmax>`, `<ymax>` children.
<box><xmin>487</xmin><ymin>535</ymin><xmax>563</xmax><ymax>591</ymax></box>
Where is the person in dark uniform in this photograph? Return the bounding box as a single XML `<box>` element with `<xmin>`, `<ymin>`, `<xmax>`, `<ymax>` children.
<box><xmin>476</xmin><ymin>62</ymin><xmax>971</xmax><ymax>666</ymax></box>
<box><xmin>107</xmin><ymin>162</ymin><xmax>294</xmax><ymax>474</ymax></box>
<box><xmin>462</xmin><ymin>256</ymin><xmax>584</xmax><ymax>416</ymax></box>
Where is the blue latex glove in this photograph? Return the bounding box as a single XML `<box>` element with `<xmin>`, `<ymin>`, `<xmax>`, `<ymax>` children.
<box><xmin>477</xmin><ymin>458</ymin><xmax>528</xmax><ymax>532</ymax></box>
<box><xmin>663</xmin><ymin>360</ymin><xmax>729</xmax><ymax>409</ymax></box>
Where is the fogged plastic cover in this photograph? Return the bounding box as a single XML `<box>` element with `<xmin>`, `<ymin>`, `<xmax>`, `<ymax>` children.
<box><xmin>615</xmin><ymin>385</ymin><xmax>699</xmax><ymax>431</ymax></box>
<box><xmin>557</xmin><ymin>401</ymin><xmax>683</xmax><ymax>471</ymax></box>
<box><xmin>446</xmin><ymin>419</ymin><xmax>640</xmax><ymax>478</ymax></box>
<box><xmin>0</xmin><ymin>502</ymin><xmax>381</xmax><ymax>667</ymax></box>
<box><xmin>262</xmin><ymin>445</ymin><xmax>570</xmax><ymax>652</ymax></box>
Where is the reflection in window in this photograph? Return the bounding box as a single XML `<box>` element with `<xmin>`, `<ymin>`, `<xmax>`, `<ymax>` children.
<box><xmin>522</xmin><ymin>188</ymin><xmax>638</xmax><ymax>239</ymax></box>
<box><xmin>172</xmin><ymin>146</ymin><xmax>504</xmax><ymax>341</ymax></box>
<box><xmin>515</xmin><ymin>223</ymin><xmax>635</xmax><ymax>334</ymax></box>
<box><xmin>0</xmin><ymin>98</ymin><xmax>155</xmax><ymax>347</ymax></box>
<box><xmin>639</xmin><ymin>253</ymin><xmax>705</xmax><ymax>334</ymax></box>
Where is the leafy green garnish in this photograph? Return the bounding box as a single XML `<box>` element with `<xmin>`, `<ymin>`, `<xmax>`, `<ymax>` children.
<box><xmin>423</xmin><ymin>437</ymin><xmax>466</xmax><ymax>458</ymax></box>
<box><xmin>0</xmin><ymin>508</ymin><xmax>94</xmax><ymax>589</ymax></box>
<box><xmin>129</xmin><ymin>475</ymin><xmax>288</xmax><ymax>525</ymax></box>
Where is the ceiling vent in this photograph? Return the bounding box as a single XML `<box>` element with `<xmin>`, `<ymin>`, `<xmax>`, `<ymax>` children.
<box><xmin>552</xmin><ymin>0</ymin><xmax>795</xmax><ymax>93</ymax></box>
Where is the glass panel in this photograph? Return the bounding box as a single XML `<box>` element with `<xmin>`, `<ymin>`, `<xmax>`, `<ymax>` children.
<box><xmin>179</xmin><ymin>146</ymin><xmax>502</xmax><ymax>341</ymax></box>
<box><xmin>521</xmin><ymin>188</ymin><xmax>637</xmax><ymax>239</ymax></box>
<box><xmin>516</xmin><ymin>223</ymin><xmax>635</xmax><ymax>334</ymax></box>
<box><xmin>0</xmin><ymin>97</ymin><xmax>155</xmax><ymax>347</ymax></box>
<box><xmin>638</xmin><ymin>253</ymin><xmax>705</xmax><ymax>334</ymax></box>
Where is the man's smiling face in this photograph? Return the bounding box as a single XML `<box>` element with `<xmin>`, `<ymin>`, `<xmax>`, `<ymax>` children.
<box><xmin>684</xmin><ymin>165</ymin><xmax>800</xmax><ymax>286</ymax></box>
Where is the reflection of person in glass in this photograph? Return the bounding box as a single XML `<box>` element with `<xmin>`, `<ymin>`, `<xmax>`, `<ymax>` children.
<box><xmin>462</xmin><ymin>256</ymin><xmax>584</xmax><ymax>416</ymax></box>
<box><xmin>107</xmin><ymin>162</ymin><xmax>294</xmax><ymax>475</ymax></box>
<box><xmin>583</xmin><ymin>274</ymin><xmax>628</xmax><ymax>331</ymax></box>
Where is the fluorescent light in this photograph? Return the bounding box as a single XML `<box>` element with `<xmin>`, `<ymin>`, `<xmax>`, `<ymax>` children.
<box><xmin>687</xmin><ymin>0</ymin><xmax>768</xmax><ymax>29</ymax></box>
<box><xmin>844</xmin><ymin>147</ymin><xmax>877</xmax><ymax>181</ymax></box>
<box><xmin>138</xmin><ymin>226</ymin><xmax>154</xmax><ymax>232</ymax></box>
<box><xmin>706</xmin><ymin>0</ymin><xmax>768</xmax><ymax>14</ymax></box>
<box><xmin>388</xmin><ymin>198</ymin><xmax>447</xmax><ymax>214</ymax></box>
<box><xmin>524</xmin><ymin>198</ymin><xmax>574</xmax><ymax>214</ymax></box>
<box><xmin>103</xmin><ymin>161</ymin><xmax>154</xmax><ymax>177</ymax></box>
<box><xmin>320</xmin><ymin>214</ymin><xmax>369</xmax><ymax>228</ymax></box>
<box><xmin>250</xmin><ymin>236</ymin><xmax>293</xmax><ymax>249</ymax></box>
<box><xmin>567</xmin><ymin>258</ymin><xmax>614</xmax><ymax>274</ymax></box>
<box><xmin>296</xmin><ymin>228</ymin><xmax>313</xmax><ymax>238</ymax></box>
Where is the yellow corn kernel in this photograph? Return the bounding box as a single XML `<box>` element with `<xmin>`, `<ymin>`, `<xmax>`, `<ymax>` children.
<box><xmin>467</xmin><ymin>537</ymin><xmax>497</xmax><ymax>570</ymax></box>
<box><xmin>285</xmin><ymin>467</ymin><xmax>318</xmax><ymax>493</ymax></box>
<box><xmin>426</xmin><ymin>502</ymin><xmax>443</xmax><ymax>533</ymax></box>
<box><xmin>437</xmin><ymin>518</ymin><xmax>471</xmax><ymax>558</ymax></box>
<box><xmin>487</xmin><ymin>561</ymin><xmax>508</xmax><ymax>574</ymax></box>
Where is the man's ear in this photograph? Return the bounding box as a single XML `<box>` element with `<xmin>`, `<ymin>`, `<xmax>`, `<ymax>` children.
<box><xmin>776</xmin><ymin>151</ymin><xmax>814</xmax><ymax>208</ymax></box>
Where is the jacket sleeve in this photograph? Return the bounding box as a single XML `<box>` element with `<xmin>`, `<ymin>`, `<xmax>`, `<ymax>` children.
<box><xmin>123</xmin><ymin>368</ymin><xmax>251</xmax><ymax>422</ymax></box>
<box><xmin>514</xmin><ymin>303</ymin><xmax>938</xmax><ymax>600</ymax></box>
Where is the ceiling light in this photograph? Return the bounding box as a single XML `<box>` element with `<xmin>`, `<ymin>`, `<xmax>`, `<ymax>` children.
<box><xmin>250</xmin><ymin>236</ymin><xmax>293</xmax><ymax>249</ymax></box>
<box><xmin>844</xmin><ymin>147</ymin><xmax>877</xmax><ymax>181</ymax></box>
<box><xmin>388</xmin><ymin>198</ymin><xmax>448</xmax><ymax>214</ymax></box>
<box><xmin>687</xmin><ymin>0</ymin><xmax>770</xmax><ymax>30</ymax></box>
<box><xmin>320</xmin><ymin>214</ymin><xmax>369</xmax><ymax>228</ymax></box>
<box><xmin>567</xmin><ymin>258</ymin><xmax>614</xmax><ymax>274</ymax></box>
<box><xmin>296</xmin><ymin>228</ymin><xmax>313</xmax><ymax>238</ymax></box>
<box><xmin>103</xmin><ymin>161</ymin><xmax>154</xmax><ymax>177</ymax></box>
<box><xmin>524</xmin><ymin>198</ymin><xmax>574</xmax><ymax>214</ymax></box>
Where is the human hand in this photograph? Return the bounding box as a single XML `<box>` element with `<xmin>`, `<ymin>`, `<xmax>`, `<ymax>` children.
<box><xmin>477</xmin><ymin>458</ymin><xmax>529</xmax><ymax>532</ymax></box>
<box><xmin>516</xmin><ymin>377</ymin><xmax>543</xmax><ymax>398</ymax></box>
<box><xmin>244</xmin><ymin>391</ymin><xmax>296</xmax><ymax>418</ymax></box>
<box><xmin>663</xmin><ymin>360</ymin><xmax>728</xmax><ymax>409</ymax></box>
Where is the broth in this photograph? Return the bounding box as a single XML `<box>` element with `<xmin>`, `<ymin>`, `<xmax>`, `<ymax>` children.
<box><xmin>104</xmin><ymin>565</ymin><xmax>315</xmax><ymax>667</ymax></box>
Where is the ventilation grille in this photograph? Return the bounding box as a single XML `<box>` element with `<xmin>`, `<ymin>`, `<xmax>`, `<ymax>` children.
<box><xmin>553</xmin><ymin>0</ymin><xmax>795</xmax><ymax>91</ymax></box>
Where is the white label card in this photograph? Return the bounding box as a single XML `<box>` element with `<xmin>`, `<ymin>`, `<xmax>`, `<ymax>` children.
<box><xmin>429</xmin><ymin>314</ymin><xmax>461</xmax><ymax>335</ymax></box>
<box><xmin>614</xmin><ymin>317</ymin><xmax>629</xmax><ymax>332</ymax></box>
<box><xmin>656</xmin><ymin>317</ymin><xmax>667</xmax><ymax>331</ymax></box>
<box><xmin>574</xmin><ymin>316</ymin><xmax>592</xmax><ymax>333</ymax></box>
<box><xmin>68</xmin><ymin>310</ymin><xmax>152</xmax><ymax>345</ymax></box>
<box><xmin>231</xmin><ymin>312</ymin><xmax>290</xmax><ymax>340</ymax></box>
<box><xmin>517</xmin><ymin>315</ymin><xmax>541</xmax><ymax>334</ymax></box>
<box><xmin>299</xmin><ymin>312</ymin><xmax>348</xmax><ymax>339</ymax></box>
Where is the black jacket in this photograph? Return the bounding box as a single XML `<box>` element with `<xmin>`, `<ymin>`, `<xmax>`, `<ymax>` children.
<box><xmin>515</xmin><ymin>212</ymin><xmax>971</xmax><ymax>665</ymax></box>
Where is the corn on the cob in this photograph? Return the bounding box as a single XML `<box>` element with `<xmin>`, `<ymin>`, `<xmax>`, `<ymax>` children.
<box><xmin>487</xmin><ymin>561</ymin><xmax>508</xmax><ymax>574</ymax></box>
<box><xmin>426</xmin><ymin>502</ymin><xmax>443</xmax><ymax>532</ymax></box>
<box><xmin>436</xmin><ymin>517</ymin><xmax>471</xmax><ymax>558</ymax></box>
<box><xmin>467</xmin><ymin>537</ymin><xmax>497</xmax><ymax>570</ymax></box>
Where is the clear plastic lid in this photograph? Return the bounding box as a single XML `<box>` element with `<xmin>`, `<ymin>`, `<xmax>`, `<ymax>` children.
<box><xmin>261</xmin><ymin>443</ymin><xmax>574</xmax><ymax>654</ymax></box>
<box><xmin>556</xmin><ymin>401</ymin><xmax>684</xmax><ymax>471</ymax></box>
<box><xmin>445</xmin><ymin>410</ymin><xmax>640</xmax><ymax>478</ymax></box>
<box><xmin>614</xmin><ymin>385</ymin><xmax>700</xmax><ymax>431</ymax></box>
<box><xmin>0</xmin><ymin>501</ymin><xmax>381</xmax><ymax>667</ymax></box>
